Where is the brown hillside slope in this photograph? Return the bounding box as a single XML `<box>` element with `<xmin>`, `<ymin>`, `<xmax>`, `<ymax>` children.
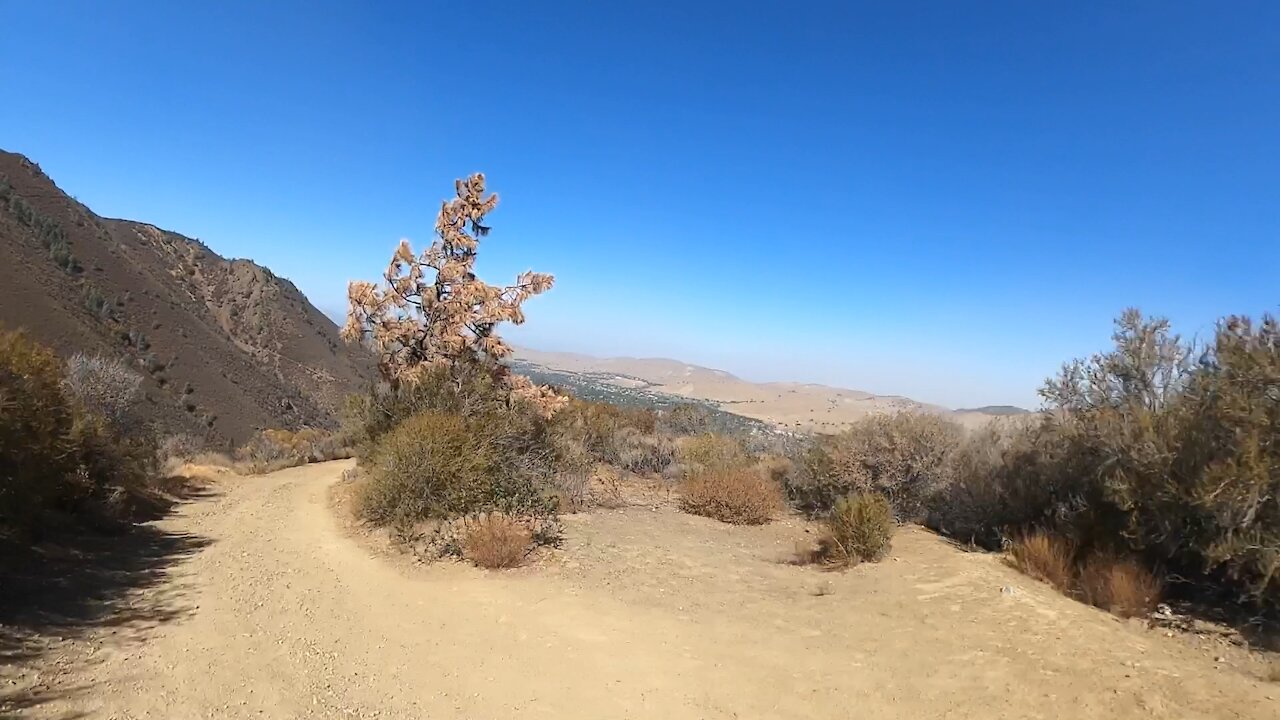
<box><xmin>0</xmin><ymin>150</ymin><xmax>371</xmax><ymax>443</ymax></box>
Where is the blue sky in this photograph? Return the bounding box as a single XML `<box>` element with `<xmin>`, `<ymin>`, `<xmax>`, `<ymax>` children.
<box><xmin>2</xmin><ymin>2</ymin><xmax>1277</xmax><ymax>409</ymax></box>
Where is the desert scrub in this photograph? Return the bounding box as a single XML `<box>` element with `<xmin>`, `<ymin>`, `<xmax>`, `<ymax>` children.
<box><xmin>461</xmin><ymin>512</ymin><xmax>533</xmax><ymax>569</ymax></box>
<box><xmin>677</xmin><ymin>433</ymin><xmax>750</xmax><ymax>474</ymax></box>
<box><xmin>679</xmin><ymin>465</ymin><xmax>782</xmax><ymax>525</ymax></box>
<box><xmin>0</xmin><ymin>330</ymin><xmax>155</xmax><ymax>532</ymax></box>
<box><xmin>357</xmin><ymin>412</ymin><xmax>496</xmax><ymax>525</ymax></box>
<box><xmin>817</xmin><ymin>492</ymin><xmax>895</xmax><ymax>564</ymax></box>
<box><xmin>786</xmin><ymin>412</ymin><xmax>962</xmax><ymax>521</ymax></box>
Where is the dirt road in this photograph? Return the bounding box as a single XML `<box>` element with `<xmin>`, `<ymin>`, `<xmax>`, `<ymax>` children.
<box><xmin>7</xmin><ymin>460</ymin><xmax>1278</xmax><ymax>719</ymax></box>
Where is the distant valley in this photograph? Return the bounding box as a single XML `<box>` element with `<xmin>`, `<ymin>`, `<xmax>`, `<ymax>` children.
<box><xmin>513</xmin><ymin>347</ymin><xmax>1027</xmax><ymax>431</ymax></box>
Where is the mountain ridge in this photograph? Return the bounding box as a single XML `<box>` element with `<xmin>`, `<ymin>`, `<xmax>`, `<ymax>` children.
<box><xmin>0</xmin><ymin>150</ymin><xmax>372</xmax><ymax>444</ymax></box>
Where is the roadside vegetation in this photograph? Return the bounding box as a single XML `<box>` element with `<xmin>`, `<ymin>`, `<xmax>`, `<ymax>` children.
<box><xmin>0</xmin><ymin>331</ymin><xmax>157</xmax><ymax>535</ymax></box>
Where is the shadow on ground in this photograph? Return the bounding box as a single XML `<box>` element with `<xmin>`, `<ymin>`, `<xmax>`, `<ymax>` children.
<box><xmin>0</xmin><ymin>477</ymin><xmax>217</xmax><ymax>716</ymax></box>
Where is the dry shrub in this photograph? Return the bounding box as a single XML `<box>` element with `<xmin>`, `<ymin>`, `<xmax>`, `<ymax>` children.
<box><xmin>611</xmin><ymin>427</ymin><xmax>676</xmax><ymax>474</ymax></box>
<box><xmin>1080</xmin><ymin>554</ymin><xmax>1162</xmax><ymax>618</ymax></box>
<box><xmin>678</xmin><ymin>433</ymin><xmax>750</xmax><ymax>473</ymax></box>
<box><xmin>553</xmin><ymin>469</ymin><xmax>590</xmax><ymax>513</ymax></box>
<box><xmin>461</xmin><ymin>512</ymin><xmax>533</xmax><ymax>569</ymax></box>
<box><xmin>818</xmin><ymin>492</ymin><xmax>895</xmax><ymax>564</ymax></box>
<box><xmin>0</xmin><ymin>330</ymin><xmax>154</xmax><ymax>532</ymax></box>
<box><xmin>590</xmin><ymin>465</ymin><xmax>628</xmax><ymax>509</ymax></box>
<box><xmin>357</xmin><ymin>411</ymin><xmax>496</xmax><ymax>525</ymax></box>
<box><xmin>788</xmin><ymin>412</ymin><xmax>963</xmax><ymax>521</ymax></box>
<box><xmin>1007</xmin><ymin>532</ymin><xmax>1075</xmax><ymax>593</ymax></box>
<box><xmin>233</xmin><ymin>427</ymin><xmax>351</xmax><ymax>474</ymax></box>
<box><xmin>679</xmin><ymin>465</ymin><xmax>781</xmax><ymax>525</ymax></box>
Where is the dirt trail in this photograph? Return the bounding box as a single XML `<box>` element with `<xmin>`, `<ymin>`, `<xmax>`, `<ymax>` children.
<box><xmin>8</xmin><ymin>460</ymin><xmax>1278</xmax><ymax>719</ymax></box>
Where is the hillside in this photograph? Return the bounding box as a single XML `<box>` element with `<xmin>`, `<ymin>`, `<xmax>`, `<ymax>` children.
<box><xmin>513</xmin><ymin>347</ymin><xmax>1024</xmax><ymax>431</ymax></box>
<box><xmin>0</xmin><ymin>150</ymin><xmax>371</xmax><ymax>444</ymax></box>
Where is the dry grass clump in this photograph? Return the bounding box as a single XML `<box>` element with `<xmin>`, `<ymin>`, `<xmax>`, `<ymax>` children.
<box><xmin>1079</xmin><ymin>554</ymin><xmax>1162</xmax><ymax>618</ymax></box>
<box><xmin>1007</xmin><ymin>532</ymin><xmax>1075</xmax><ymax>593</ymax></box>
<box><xmin>817</xmin><ymin>493</ymin><xmax>895</xmax><ymax>564</ymax></box>
<box><xmin>679</xmin><ymin>465</ymin><xmax>781</xmax><ymax>525</ymax></box>
<box><xmin>461</xmin><ymin>512</ymin><xmax>533</xmax><ymax>569</ymax></box>
<box><xmin>1005</xmin><ymin>531</ymin><xmax>1164</xmax><ymax>617</ymax></box>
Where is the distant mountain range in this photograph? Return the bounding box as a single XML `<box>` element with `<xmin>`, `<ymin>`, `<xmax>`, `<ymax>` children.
<box><xmin>0</xmin><ymin>150</ymin><xmax>372</xmax><ymax>444</ymax></box>
<box><xmin>512</xmin><ymin>347</ymin><xmax>1027</xmax><ymax>431</ymax></box>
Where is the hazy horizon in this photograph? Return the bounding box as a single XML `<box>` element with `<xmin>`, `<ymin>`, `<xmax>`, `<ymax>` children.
<box><xmin>4</xmin><ymin>2</ymin><xmax>1278</xmax><ymax>410</ymax></box>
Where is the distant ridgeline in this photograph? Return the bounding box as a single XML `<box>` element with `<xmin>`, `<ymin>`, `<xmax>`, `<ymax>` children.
<box><xmin>507</xmin><ymin>359</ymin><xmax>778</xmax><ymax>437</ymax></box>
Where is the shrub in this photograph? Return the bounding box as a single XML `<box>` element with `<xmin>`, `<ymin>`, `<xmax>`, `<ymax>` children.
<box><xmin>818</xmin><ymin>492</ymin><xmax>895</xmax><ymax>564</ymax></box>
<box><xmin>940</xmin><ymin>311</ymin><xmax>1280</xmax><ymax>609</ymax></box>
<box><xmin>461</xmin><ymin>512</ymin><xmax>532</xmax><ymax>569</ymax></box>
<box><xmin>233</xmin><ymin>428</ymin><xmax>350</xmax><ymax>473</ymax></box>
<box><xmin>787</xmin><ymin>412</ymin><xmax>963</xmax><ymax>521</ymax></box>
<box><xmin>678</xmin><ymin>433</ymin><xmax>750</xmax><ymax>473</ymax></box>
<box><xmin>660</xmin><ymin>403</ymin><xmax>715</xmax><ymax>435</ymax></box>
<box><xmin>679</xmin><ymin>465</ymin><xmax>781</xmax><ymax>525</ymax></box>
<box><xmin>357</xmin><ymin>412</ymin><xmax>495</xmax><ymax>525</ymax></box>
<box><xmin>1007</xmin><ymin>532</ymin><xmax>1075</xmax><ymax>593</ymax></box>
<box><xmin>610</xmin><ymin>426</ymin><xmax>676</xmax><ymax>474</ymax></box>
<box><xmin>0</xmin><ymin>330</ymin><xmax>153</xmax><ymax>532</ymax></box>
<box><xmin>357</xmin><ymin>408</ymin><xmax>558</xmax><ymax>531</ymax></box>
<box><xmin>1079</xmin><ymin>554</ymin><xmax>1162</xmax><ymax>618</ymax></box>
<box><xmin>63</xmin><ymin>353</ymin><xmax>143</xmax><ymax>430</ymax></box>
<box><xmin>0</xmin><ymin>330</ymin><xmax>80</xmax><ymax>525</ymax></box>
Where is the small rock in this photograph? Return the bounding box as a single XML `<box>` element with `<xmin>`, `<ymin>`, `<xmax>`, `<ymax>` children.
<box><xmin>1001</xmin><ymin>585</ymin><xmax>1018</xmax><ymax>596</ymax></box>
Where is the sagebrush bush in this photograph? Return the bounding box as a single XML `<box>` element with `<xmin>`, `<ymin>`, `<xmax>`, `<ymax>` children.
<box><xmin>461</xmin><ymin>512</ymin><xmax>533</xmax><ymax>569</ymax></box>
<box><xmin>818</xmin><ymin>493</ymin><xmax>895</xmax><ymax>564</ymax></box>
<box><xmin>678</xmin><ymin>433</ymin><xmax>750</xmax><ymax>473</ymax></box>
<box><xmin>610</xmin><ymin>426</ymin><xmax>676</xmax><ymax>474</ymax></box>
<box><xmin>63</xmin><ymin>353</ymin><xmax>143</xmax><ymax>430</ymax></box>
<box><xmin>357</xmin><ymin>412</ymin><xmax>497</xmax><ymax>525</ymax></box>
<box><xmin>679</xmin><ymin>465</ymin><xmax>781</xmax><ymax>525</ymax></box>
<box><xmin>935</xmin><ymin>310</ymin><xmax>1280</xmax><ymax>610</ymax></box>
<box><xmin>788</xmin><ymin>412</ymin><xmax>962</xmax><ymax>521</ymax></box>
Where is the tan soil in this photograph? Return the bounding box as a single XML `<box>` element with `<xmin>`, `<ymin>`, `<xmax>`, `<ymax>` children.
<box><xmin>6</xmin><ymin>460</ymin><xmax>1278</xmax><ymax>719</ymax></box>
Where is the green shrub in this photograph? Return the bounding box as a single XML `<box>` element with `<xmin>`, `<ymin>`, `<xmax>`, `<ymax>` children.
<box><xmin>818</xmin><ymin>492</ymin><xmax>895</xmax><ymax>564</ymax></box>
<box><xmin>787</xmin><ymin>412</ymin><xmax>963</xmax><ymax>521</ymax></box>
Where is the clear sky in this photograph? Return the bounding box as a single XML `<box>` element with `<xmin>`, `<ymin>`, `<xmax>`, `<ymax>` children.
<box><xmin>3</xmin><ymin>2</ymin><xmax>1277</xmax><ymax>409</ymax></box>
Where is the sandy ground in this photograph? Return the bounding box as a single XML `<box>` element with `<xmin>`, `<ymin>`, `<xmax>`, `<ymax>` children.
<box><xmin>3</xmin><ymin>460</ymin><xmax>1278</xmax><ymax>719</ymax></box>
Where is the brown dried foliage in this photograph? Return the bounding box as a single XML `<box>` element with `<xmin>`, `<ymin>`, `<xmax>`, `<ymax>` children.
<box><xmin>679</xmin><ymin>465</ymin><xmax>782</xmax><ymax>525</ymax></box>
<box><xmin>342</xmin><ymin>173</ymin><xmax>563</xmax><ymax>417</ymax></box>
<box><xmin>462</xmin><ymin>512</ymin><xmax>533</xmax><ymax>569</ymax></box>
<box><xmin>1007</xmin><ymin>532</ymin><xmax>1076</xmax><ymax>593</ymax></box>
<box><xmin>1079</xmin><ymin>554</ymin><xmax>1162</xmax><ymax>618</ymax></box>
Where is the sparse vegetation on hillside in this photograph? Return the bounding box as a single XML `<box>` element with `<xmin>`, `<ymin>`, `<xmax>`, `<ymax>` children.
<box><xmin>0</xmin><ymin>330</ymin><xmax>156</xmax><ymax>534</ymax></box>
